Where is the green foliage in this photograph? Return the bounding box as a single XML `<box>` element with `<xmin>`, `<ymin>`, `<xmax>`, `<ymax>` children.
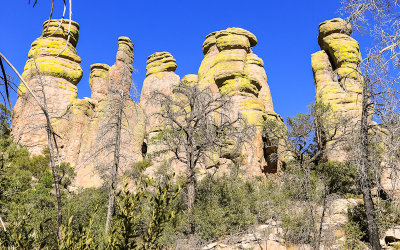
<box><xmin>39</xmin><ymin>169</ymin><xmax>54</xmax><ymax>188</ymax></box>
<box><xmin>64</xmin><ymin>187</ymin><xmax>108</xmax><ymax>245</ymax></box>
<box><xmin>343</xmin><ymin>201</ymin><xmax>400</xmax><ymax>248</ymax></box>
<box><xmin>59</xmin><ymin>213</ymin><xmax>97</xmax><ymax>250</ymax></box>
<box><xmin>0</xmin><ymin>103</ymin><xmax>11</xmax><ymax>139</ymax></box>
<box><xmin>0</xmin><ymin>130</ymin><xmax>179</xmax><ymax>249</ymax></box>
<box><xmin>127</xmin><ymin>159</ymin><xmax>153</xmax><ymax>181</ymax></box>
<box><xmin>281</xmin><ymin>207</ymin><xmax>313</xmax><ymax>244</ymax></box>
<box><xmin>193</xmin><ymin>175</ymin><xmax>258</xmax><ymax>240</ymax></box>
<box><xmin>143</xmin><ymin>175</ymin><xmax>180</xmax><ymax>249</ymax></box>
<box><xmin>343</xmin><ymin>221</ymin><xmax>367</xmax><ymax>250</ymax></box>
<box><xmin>315</xmin><ymin>161</ymin><xmax>359</xmax><ymax>195</ymax></box>
<box><xmin>106</xmin><ymin>176</ymin><xmax>179</xmax><ymax>249</ymax></box>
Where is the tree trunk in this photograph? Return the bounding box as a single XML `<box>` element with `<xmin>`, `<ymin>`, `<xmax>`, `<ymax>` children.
<box><xmin>0</xmin><ymin>53</ymin><xmax>65</xmax><ymax>243</ymax></box>
<box><xmin>360</xmin><ymin>80</ymin><xmax>382</xmax><ymax>250</ymax></box>
<box><xmin>47</xmin><ymin>126</ymin><xmax>63</xmax><ymax>243</ymax></box>
<box><xmin>187</xmin><ymin>169</ymin><xmax>196</xmax><ymax>234</ymax></box>
<box><xmin>315</xmin><ymin>186</ymin><xmax>328</xmax><ymax>250</ymax></box>
<box><xmin>105</xmin><ymin>82</ymin><xmax>125</xmax><ymax>235</ymax></box>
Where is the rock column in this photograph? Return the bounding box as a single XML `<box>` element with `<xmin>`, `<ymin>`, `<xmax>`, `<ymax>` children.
<box><xmin>311</xmin><ymin>18</ymin><xmax>362</xmax><ymax>161</ymax></box>
<box><xmin>13</xmin><ymin>19</ymin><xmax>83</xmax><ymax>155</ymax></box>
<box><xmin>198</xmin><ymin>28</ymin><xmax>282</xmax><ymax>174</ymax></box>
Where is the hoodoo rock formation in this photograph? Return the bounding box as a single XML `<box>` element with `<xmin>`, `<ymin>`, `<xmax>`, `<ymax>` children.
<box><xmin>13</xmin><ymin>20</ymin><xmax>145</xmax><ymax>187</ymax></box>
<box><xmin>13</xmin><ymin>20</ymin><xmax>83</xmax><ymax>155</ymax></box>
<box><xmin>140</xmin><ymin>52</ymin><xmax>180</xmax><ymax>159</ymax></box>
<box><xmin>12</xmin><ymin>19</ymin><xmax>371</xmax><ymax>188</ymax></box>
<box><xmin>196</xmin><ymin>28</ymin><xmax>282</xmax><ymax>174</ymax></box>
<box><xmin>311</xmin><ymin>18</ymin><xmax>363</xmax><ymax>161</ymax></box>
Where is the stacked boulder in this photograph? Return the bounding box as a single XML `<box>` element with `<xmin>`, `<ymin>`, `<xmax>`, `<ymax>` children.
<box><xmin>311</xmin><ymin>18</ymin><xmax>363</xmax><ymax>161</ymax></box>
<box><xmin>140</xmin><ymin>52</ymin><xmax>180</xmax><ymax>158</ymax></box>
<box><xmin>197</xmin><ymin>28</ymin><xmax>281</xmax><ymax>174</ymax></box>
<box><xmin>13</xmin><ymin>20</ymin><xmax>83</xmax><ymax>155</ymax></box>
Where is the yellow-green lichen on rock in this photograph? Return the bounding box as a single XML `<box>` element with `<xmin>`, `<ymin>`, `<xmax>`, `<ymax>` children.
<box><xmin>181</xmin><ymin>74</ymin><xmax>198</xmax><ymax>86</ymax></box>
<box><xmin>221</xmin><ymin>28</ymin><xmax>258</xmax><ymax>46</ymax></box>
<box><xmin>216</xmin><ymin>33</ymin><xmax>251</xmax><ymax>51</ymax></box>
<box><xmin>42</xmin><ymin>19</ymin><xmax>80</xmax><ymax>47</ymax></box>
<box><xmin>239</xmin><ymin>98</ymin><xmax>265</xmax><ymax>126</ymax></box>
<box><xmin>318</xmin><ymin>18</ymin><xmax>352</xmax><ymax>43</ymax></box>
<box><xmin>146</xmin><ymin>52</ymin><xmax>177</xmax><ymax>76</ymax></box>
<box><xmin>29</xmin><ymin>37</ymin><xmax>81</xmax><ymax>63</ymax></box>
<box><xmin>89</xmin><ymin>63</ymin><xmax>110</xmax><ymax>88</ymax></box>
<box><xmin>117</xmin><ymin>36</ymin><xmax>134</xmax><ymax>64</ymax></box>
<box><xmin>320</xmin><ymin>34</ymin><xmax>361</xmax><ymax>69</ymax></box>
<box><xmin>22</xmin><ymin>57</ymin><xmax>83</xmax><ymax>85</ymax></box>
<box><xmin>312</xmin><ymin>18</ymin><xmax>363</xmax><ymax>162</ymax></box>
<box><xmin>202</xmin><ymin>32</ymin><xmax>217</xmax><ymax>55</ymax></box>
<box><xmin>89</xmin><ymin>63</ymin><xmax>110</xmax><ymax>100</ymax></box>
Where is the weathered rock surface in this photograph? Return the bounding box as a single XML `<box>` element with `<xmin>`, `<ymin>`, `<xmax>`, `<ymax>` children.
<box><xmin>312</xmin><ymin>18</ymin><xmax>363</xmax><ymax>162</ymax></box>
<box><xmin>201</xmin><ymin>198</ymin><xmax>363</xmax><ymax>250</ymax></box>
<box><xmin>13</xmin><ymin>19</ymin><xmax>83</xmax><ymax>155</ymax></box>
<box><xmin>89</xmin><ymin>63</ymin><xmax>110</xmax><ymax>100</ymax></box>
<box><xmin>140</xmin><ymin>52</ymin><xmax>180</xmax><ymax>159</ymax></box>
<box><xmin>381</xmin><ymin>226</ymin><xmax>400</xmax><ymax>247</ymax></box>
<box><xmin>197</xmin><ymin>28</ymin><xmax>282</xmax><ymax>174</ymax></box>
<box><xmin>13</xmin><ymin>21</ymin><xmax>285</xmax><ymax>186</ymax></box>
<box><xmin>13</xmin><ymin>20</ymin><xmax>145</xmax><ymax>187</ymax></box>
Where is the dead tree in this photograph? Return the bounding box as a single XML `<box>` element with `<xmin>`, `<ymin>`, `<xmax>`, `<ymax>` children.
<box><xmin>151</xmin><ymin>83</ymin><xmax>253</xmax><ymax>234</ymax></box>
<box><xmin>91</xmin><ymin>63</ymin><xmax>137</xmax><ymax>235</ymax></box>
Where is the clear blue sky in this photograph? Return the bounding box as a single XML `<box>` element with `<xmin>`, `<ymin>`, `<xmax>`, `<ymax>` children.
<box><xmin>0</xmin><ymin>1</ymin><xmax>370</xmax><ymax>118</ymax></box>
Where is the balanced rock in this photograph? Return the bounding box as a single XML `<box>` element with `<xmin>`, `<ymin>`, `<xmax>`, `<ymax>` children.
<box><xmin>140</xmin><ymin>52</ymin><xmax>180</xmax><ymax>159</ymax></box>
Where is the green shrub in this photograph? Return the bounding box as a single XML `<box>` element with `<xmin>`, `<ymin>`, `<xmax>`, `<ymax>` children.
<box><xmin>281</xmin><ymin>206</ymin><xmax>313</xmax><ymax>245</ymax></box>
<box><xmin>343</xmin><ymin>221</ymin><xmax>366</xmax><ymax>250</ymax></box>
<box><xmin>316</xmin><ymin>161</ymin><xmax>359</xmax><ymax>195</ymax></box>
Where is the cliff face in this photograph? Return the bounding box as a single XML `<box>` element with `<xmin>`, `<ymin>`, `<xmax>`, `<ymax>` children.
<box><xmin>13</xmin><ymin>18</ymin><xmax>371</xmax><ymax>187</ymax></box>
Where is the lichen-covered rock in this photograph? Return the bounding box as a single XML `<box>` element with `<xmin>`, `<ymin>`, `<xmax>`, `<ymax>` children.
<box><xmin>181</xmin><ymin>74</ymin><xmax>198</xmax><ymax>86</ymax></box>
<box><xmin>145</xmin><ymin>52</ymin><xmax>177</xmax><ymax>77</ymax></box>
<box><xmin>196</xmin><ymin>27</ymin><xmax>282</xmax><ymax>175</ymax></box>
<box><xmin>42</xmin><ymin>19</ymin><xmax>80</xmax><ymax>47</ymax></box>
<box><xmin>13</xmin><ymin>21</ymin><xmax>146</xmax><ymax>188</ymax></box>
<box><xmin>318</xmin><ymin>18</ymin><xmax>352</xmax><ymax>42</ymax></box>
<box><xmin>110</xmin><ymin>37</ymin><xmax>135</xmax><ymax>94</ymax></box>
<box><xmin>312</xmin><ymin>18</ymin><xmax>363</xmax><ymax>161</ymax></box>
<box><xmin>141</xmin><ymin>52</ymin><xmax>179</xmax><ymax>143</ymax></box>
<box><xmin>89</xmin><ymin>63</ymin><xmax>110</xmax><ymax>100</ymax></box>
<box><xmin>13</xmin><ymin>19</ymin><xmax>83</xmax><ymax>155</ymax></box>
<box><xmin>55</xmin><ymin>36</ymin><xmax>145</xmax><ymax>188</ymax></box>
